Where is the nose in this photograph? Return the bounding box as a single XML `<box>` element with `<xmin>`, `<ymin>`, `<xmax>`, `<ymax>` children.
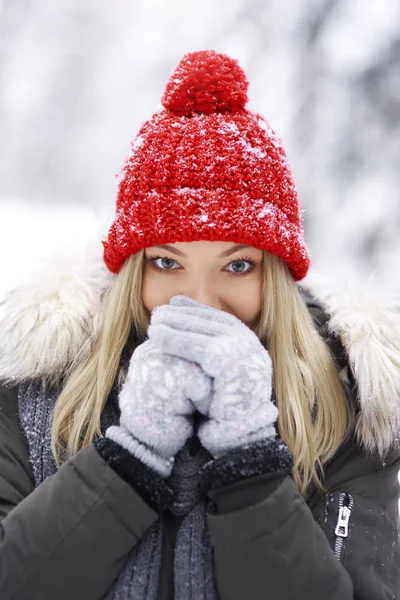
<box><xmin>182</xmin><ymin>283</ymin><xmax>223</xmax><ymax>311</ymax></box>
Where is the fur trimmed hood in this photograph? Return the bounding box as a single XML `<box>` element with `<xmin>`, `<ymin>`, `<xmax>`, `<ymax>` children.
<box><xmin>0</xmin><ymin>234</ymin><xmax>399</xmax><ymax>460</ymax></box>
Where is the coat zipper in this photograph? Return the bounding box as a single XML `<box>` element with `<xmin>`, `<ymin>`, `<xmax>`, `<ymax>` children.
<box><xmin>333</xmin><ymin>492</ymin><xmax>354</xmax><ymax>561</ymax></box>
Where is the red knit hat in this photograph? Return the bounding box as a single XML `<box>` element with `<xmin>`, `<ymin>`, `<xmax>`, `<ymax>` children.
<box><xmin>103</xmin><ymin>50</ymin><xmax>311</xmax><ymax>281</ymax></box>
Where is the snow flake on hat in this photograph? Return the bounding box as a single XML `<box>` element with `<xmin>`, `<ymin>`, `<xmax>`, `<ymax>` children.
<box><xmin>257</xmin><ymin>203</ymin><xmax>275</xmax><ymax>219</ymax></box>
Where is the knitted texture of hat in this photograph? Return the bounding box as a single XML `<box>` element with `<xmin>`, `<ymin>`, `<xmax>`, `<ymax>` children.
<box><xmin>103</xmin><ymin>49</ymin><xmax>311</xmax><ymax>280</ymax></box>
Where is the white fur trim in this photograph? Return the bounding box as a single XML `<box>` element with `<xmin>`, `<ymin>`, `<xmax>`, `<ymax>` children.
<box><xmin>301</xmin><ymin>271</ymin><xmax>400</xmax><ymax>459</ymax></box>
<box><xmin>0</xmin><ymin>225</ymin><xmax>115</xmax><ymax>385</ymax></box>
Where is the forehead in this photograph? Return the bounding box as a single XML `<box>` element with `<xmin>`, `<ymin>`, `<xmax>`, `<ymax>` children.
<box><xmin>147</xmin><ymin>241</ymin><xmax>261</xmax><ymax>257</ymax></box>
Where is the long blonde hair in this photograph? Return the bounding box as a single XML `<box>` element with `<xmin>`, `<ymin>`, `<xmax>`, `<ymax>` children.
<box><xmin>51</xmin><ymin>250</ymin><xmax>355</xmax><ymax>496</ymax></box>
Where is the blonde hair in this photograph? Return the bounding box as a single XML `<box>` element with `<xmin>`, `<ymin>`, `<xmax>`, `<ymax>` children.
<box><xmin>51</xmin><ymin>250</ymin><xmax>355</xmax><ymax>497</ymax></box>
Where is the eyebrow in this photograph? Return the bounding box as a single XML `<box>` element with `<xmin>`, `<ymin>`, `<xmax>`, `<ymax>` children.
<box><xmin>151</xmin><ymin>244</ymin><xmax>254</xmax><ymax>258</ymax></box>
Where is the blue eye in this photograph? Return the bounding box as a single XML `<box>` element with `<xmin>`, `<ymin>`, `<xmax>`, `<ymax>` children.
<box><xmin>151</xmin><ymin>257</ymin><xmax>179</xmax><ymax>270</ymax></box>
<box><xmin>226</xmin><ymin>259</ymin><xmax>255</xmax><ymax>274</ymax></box>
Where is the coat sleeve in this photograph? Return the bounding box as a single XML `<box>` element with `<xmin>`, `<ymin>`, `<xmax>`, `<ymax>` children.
<box><xmin>202</xmin><ymin>437</ymin><xmax>400</xmax><ymax>600</ymax></box>
<box><xmin>0</xmin><ymin>385</ymin><xmax>163</xmax><ymax>600</ymax></box>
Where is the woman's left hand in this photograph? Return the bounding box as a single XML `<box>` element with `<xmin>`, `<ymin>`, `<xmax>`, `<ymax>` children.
<box><xmin>147</xmin><ymin>295</ymin><xmax>278</xmax><ymax>459</ymax></box>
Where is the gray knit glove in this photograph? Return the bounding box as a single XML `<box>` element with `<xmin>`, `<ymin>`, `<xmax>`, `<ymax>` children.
<box><xmin>147</xmin><ymin>295</ymin><xmax>278</xmax><ymax>459</ymax></box>
<box><xmin>105</xmin><ymin>338</ymin><xmax>213</xmax><ymax>477</ymax></box>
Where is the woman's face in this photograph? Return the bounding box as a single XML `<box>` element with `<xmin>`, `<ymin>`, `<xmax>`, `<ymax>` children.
<box><xmin>142</xmin><ymin>241</ymin><xmax>263</xmax><ymax>327</ymax></box>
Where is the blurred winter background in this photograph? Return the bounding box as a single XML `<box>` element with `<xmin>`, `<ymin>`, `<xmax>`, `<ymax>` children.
<box><xmin>1</xmin><ymin>0</ymin><xmax>400</xmax><ymax>292</ymax></box>
<box><xmin>0</xmin><ymin>1</ymin><xmax>399</xmax><ymax>500</ymax></box>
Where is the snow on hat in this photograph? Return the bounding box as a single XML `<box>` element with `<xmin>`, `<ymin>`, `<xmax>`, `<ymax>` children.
<box><xmin>102</xmin><ymin>49</ymin><xmax>310</xmax><ymax>280</ymax></box>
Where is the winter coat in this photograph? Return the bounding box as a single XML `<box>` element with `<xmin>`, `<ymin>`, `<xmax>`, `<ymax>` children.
<box><xmin>0</xmin><ymin>242</ymin><xmax>399</xmax><ymax>600</ymax></box>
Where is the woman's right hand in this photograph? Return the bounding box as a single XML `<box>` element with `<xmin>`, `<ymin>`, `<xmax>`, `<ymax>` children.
<box><xmin>105</xmin><ymin>338</ymin><xmax>213</xmax><ymax>477</ymax></box>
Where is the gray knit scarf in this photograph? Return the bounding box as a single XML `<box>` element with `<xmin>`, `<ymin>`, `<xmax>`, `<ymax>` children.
<box><xmin>17</xmin><ymin>379</ymin><xmax>219</xmax><ymax>600</ymax></box>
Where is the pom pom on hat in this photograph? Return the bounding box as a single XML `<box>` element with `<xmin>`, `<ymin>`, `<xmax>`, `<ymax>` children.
<box><xmin>161</xmin><ymin>49</ymin><xmax>249</xmax><ymax>116</ymax></box>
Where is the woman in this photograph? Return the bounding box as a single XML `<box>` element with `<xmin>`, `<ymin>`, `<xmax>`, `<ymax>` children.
<box><xmin>0</xmin><ymin>50</ymin><xmax>399</xmax><ymax>600</ymax></box>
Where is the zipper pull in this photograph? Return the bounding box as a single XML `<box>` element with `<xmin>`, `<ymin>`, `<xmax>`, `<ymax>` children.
<box><xmin>335</xmin><ymin>505</ymin><xmax>351</xmax><ymax>537</ymax></box>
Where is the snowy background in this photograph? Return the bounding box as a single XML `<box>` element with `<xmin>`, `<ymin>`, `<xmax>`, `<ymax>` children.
<box><xmin>0</xmin><ymin>0</ymin><xmax>399</xmax><ymax>502</ymax></box>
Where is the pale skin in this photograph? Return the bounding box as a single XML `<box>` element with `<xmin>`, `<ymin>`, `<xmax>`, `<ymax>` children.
<box><xmin>142</xmin><ymin>240</ymin><xmax>264</xmax><ymax>328</ymax></box>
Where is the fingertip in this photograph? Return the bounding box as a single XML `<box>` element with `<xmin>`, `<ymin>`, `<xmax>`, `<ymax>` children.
<box><xmin>169</xmin><ymin>295</ymin><xmax>195</xmax><ymax>306</ymax></box>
